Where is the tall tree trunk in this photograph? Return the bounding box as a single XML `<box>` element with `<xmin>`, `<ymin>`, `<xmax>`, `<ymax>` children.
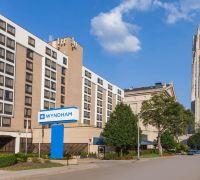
<box><xmin>158</xmin><ymin>133</ymin><xmax>163</xmax><ymax>156</ymax></box>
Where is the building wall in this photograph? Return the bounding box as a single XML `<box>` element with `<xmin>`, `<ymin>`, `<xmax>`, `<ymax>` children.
<box><xmin>192</xmin><ymin>27</ymin><xmax>200</xmax><ymax>126</ymax></box>
<box><xmin>124</xmin><ymin>84</ymin><xmax>176</xmax><ymax>142</ymax></box>
<box><xmin>0</xmin><ymin>15</ymin><xmax>124</xmax><ymax>153</ymax></box>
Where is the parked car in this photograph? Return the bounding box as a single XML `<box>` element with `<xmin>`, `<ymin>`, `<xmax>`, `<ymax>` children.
<box><xmin>187</xmin><ymin>149</ymin><xmax>200</xmax><ymax>155</ymax></box>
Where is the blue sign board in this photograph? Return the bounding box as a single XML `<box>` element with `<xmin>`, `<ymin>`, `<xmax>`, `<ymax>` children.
<box><xmin>38</xmin><ymin>106</ymin><xmax>79</xmax><ymax>124</ymax></box>
<box><xmin>50</xmin><ymin>124</ymin><xmax>64</xmax><ymax>159</ymax></box>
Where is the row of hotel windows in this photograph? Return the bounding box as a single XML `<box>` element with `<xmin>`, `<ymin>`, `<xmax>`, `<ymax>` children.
<box><xmin>84</xmin><ymin>70</ymin><xmax>122</xmax><ymax>95</ymax></box>
<box><xmin>0</xmin><ymin>19</ymin><xmax>15</xmax><ymax>36</ymax></box>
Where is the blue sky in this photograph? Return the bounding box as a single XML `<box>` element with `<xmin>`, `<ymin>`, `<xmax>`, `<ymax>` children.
<box><xmin>1</xmin><ymin>0</ymin><xmax>200</xmax><ymax>108</ymax></box>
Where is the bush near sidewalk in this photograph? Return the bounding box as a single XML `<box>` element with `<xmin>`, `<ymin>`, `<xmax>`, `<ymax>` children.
<box><xmin>0</xmin><ymin>154</ymin><xmax>17</xmax><ymax>167</ymax></box>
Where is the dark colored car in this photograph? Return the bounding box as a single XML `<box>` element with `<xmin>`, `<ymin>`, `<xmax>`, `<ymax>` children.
<box><xmin>187</xmin><ymin>149</ymin><xmax>200</xmax><ymax>155</ymax></box>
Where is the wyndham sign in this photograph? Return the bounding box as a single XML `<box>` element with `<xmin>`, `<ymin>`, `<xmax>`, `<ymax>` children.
<box><xmin>38</xmin><ymin>106</ymin><xmax>79</xmax><ymax>124</ymax></box>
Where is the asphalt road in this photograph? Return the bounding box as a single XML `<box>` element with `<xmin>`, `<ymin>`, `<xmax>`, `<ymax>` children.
<box><xmin>30</xmin><ymin>156</ymin><xmax>200</xmax><ymax>180</ymax></box>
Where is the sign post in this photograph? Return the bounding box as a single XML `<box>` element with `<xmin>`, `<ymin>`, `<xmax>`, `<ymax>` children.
<box><xmin>38</xmin><ymin>107</ymin><xmax>79</xmax><ymax>159</ymax></box>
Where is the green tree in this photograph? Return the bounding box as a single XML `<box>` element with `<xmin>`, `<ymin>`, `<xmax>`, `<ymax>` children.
<box><xmin>140</xmin><ymin>93</ymin><xmax>194</xmax><ymax>156</ymax></box>
<box><xmin>187</xmin><ymin>132</ymin><xmax>200</xmax><ymax>150</ymax></box>
<box><xmin>102</xmin><ymin>103</ymin><xmax>138</xmax><ymax>156</ymax></box>
<box><xmin>161</xmin><ymin>131</ymin><xmax>177</xmax><ymax>150</ymax></box>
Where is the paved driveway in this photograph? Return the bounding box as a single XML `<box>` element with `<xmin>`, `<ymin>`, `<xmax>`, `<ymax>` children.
<box><xmin>29</xmin><ymin>156</ymin><xmax>200</xmax><ymax>180</ymax></box>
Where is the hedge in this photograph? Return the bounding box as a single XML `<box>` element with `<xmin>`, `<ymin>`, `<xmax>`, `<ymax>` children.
<box><xmin>0</xmin><ymin>154</ymin><xmax>17</xmax><ymax>167</ymax></box>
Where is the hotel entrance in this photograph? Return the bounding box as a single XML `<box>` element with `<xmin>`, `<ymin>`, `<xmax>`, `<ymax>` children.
<box><xmin>0</xmin><ymin>136</ymin><xmax>15</xmax><ymax>153</ymax></box>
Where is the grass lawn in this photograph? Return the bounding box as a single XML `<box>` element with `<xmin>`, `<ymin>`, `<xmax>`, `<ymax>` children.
<box><xmin>1</xmin><ymin>162</ymin><xmax>64</xmax><ymax>171</ymax></box>
<box><xmin>140</xmin><ymin>153</ymin><xmax>160</xmax><ymax>158</ymax></box>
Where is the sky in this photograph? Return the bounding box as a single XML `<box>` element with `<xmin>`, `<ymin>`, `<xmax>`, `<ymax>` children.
<box><xmin>0</xmin><ymin>0</ymin><xmax>200</xmax><ymax>108</ymax></box>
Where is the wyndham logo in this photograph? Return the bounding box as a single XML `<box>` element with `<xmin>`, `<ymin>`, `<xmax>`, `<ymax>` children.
<box><xmin>40</xmin><ymin>112</ymin><xmax>73</xmax><ymax>120</ymax></box>
<box><xmin>40</xmin><ymin>114</ymin><xmax>45</xmax><ymax>120</ymax></box>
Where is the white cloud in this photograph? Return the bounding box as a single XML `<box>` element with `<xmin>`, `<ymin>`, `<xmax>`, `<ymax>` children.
<box><xmin>91</xmin><ymin>0</ymin><xmax>153</xmax><ymax>53</ymax></box>
<box><xmin>91</xmin><ymin>0</ymin><xmax>200</xmax><ymax>54</ymax></box>
<box><xmin>154</xmin><ymin>0</ymin><xmax>200</xmax><ymax>24</ymax></box>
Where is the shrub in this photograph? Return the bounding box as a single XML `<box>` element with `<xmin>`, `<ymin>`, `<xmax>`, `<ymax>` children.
<box><xmin>176</xmin><ymin>143</ymin><xmax>188</xmax><ymax>152</ymax></box>
<box><xmin>15</xmin><ymin>153</ymin><xmax>28</xmax><ymax>162</ymax></box>
<box><xmin>80</xmin><ymin>151</ymin><xmax>88</xmax><ymax>158</ymax></box>
<box><xmin>88</xmin><ymin>152</ymin><xmax>97</xmax><ymax>158</ymax></box>
<box><xmin>104</xmin><ymin>152</ymin><xmax>118</xmax><ymax>160</ymax></box>
<box><xmin>0</xmin><ymin>154</ymin><xmax>17</xmax><ymax>167</ymax></box>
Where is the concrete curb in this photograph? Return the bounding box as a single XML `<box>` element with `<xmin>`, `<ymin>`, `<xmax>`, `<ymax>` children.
<box><xmin>0</xmin><ymin>163</ymin><xmax>99</xmax><ymax>180</ymax></box>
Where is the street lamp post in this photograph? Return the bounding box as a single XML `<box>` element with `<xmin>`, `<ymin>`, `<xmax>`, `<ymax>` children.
<box><xmin>137</xmin><ymin>118</ymin><xmax>140</xmax><ymax>160</ymax></box>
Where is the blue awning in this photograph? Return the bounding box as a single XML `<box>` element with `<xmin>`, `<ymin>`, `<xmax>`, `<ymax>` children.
<box><xmin>141</xmin><ymin>140</ymin><xmax>157</xmax><ymax>145</ymax></box>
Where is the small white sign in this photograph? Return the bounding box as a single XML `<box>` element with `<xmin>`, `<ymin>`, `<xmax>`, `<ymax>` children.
<box><xmin>38</xmin><ymin>107</ymin><xmax>79</xmax><ymax>124</ymax></box>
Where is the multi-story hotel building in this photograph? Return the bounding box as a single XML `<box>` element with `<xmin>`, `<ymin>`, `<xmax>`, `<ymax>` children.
<box><xmin>192</xmin><ymin>26</ymin><xmax>200</xmax><ymax>126</ymax></box>
<box><xmin>124</xmin><ymin>83</ymin><xmax>176</xmax><ymax>146</ymax></box>
<box><xmin>0</xmin><ymin>15</ymin><xmax>123</xmax><ymax>153</ymax></box>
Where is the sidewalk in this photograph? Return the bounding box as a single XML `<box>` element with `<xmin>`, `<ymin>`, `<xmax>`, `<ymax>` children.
<box><xmin>0</xmin><ymin>163</ymin><xmax>99</xmax><ymax>180</ymax></box>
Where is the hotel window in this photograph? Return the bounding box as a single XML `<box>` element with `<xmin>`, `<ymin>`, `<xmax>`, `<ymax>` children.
<box><xmin>51</xmin><ymin>61</ymin><xmax>56</xmax><ymax>70</ymax></box>
<box><xmin>97</xmin><ymin>78</ymin><xmax>103</xmax><ymax>85</ymax></box>
<box><xmin>6</xmin><ymin>37</ymin><xmax>15</xmax><ymax>50</ymax></box>
<box><xmin>0</xmin><ymin>47</ymin><xmax>5</xmax><ymax>59</ymax></box>
<box><xmin>0</xmin><ymin>89</ymin><xmax>3</xmax><ymax>100</ymax></box>
<box><xmin>52</xmin><ymin>51</ymin><xmax>57</xmax><ymax>59</ymax></box>
<box><xmin>51</xmin><ymin>82</ymin><xmax>56</xmax><ymax>90</ymax></box>
<box><xmin>84</xmin><ymin>119</ymin><xmax>90</xmax><ymax>125</ymax></box>
<box><xmin>0</xmin><ymin>75</ymin><xmax>4</xmax><ymax>85</ymax></box>
<box><xmin>108</xmin><ymin>97</ymin><xmax>112</xmax><ymax>104</ymax></box>
<box><xmin>24</xmin><ymin>108</ymin><xmax>31</xmax><ymax>118</ymax></box>
<box><xmin>2</xmin><ymin>117</ymin><xmax>11</xmax><ymax>127</ymax></box>
<box><xmin>97</xmin><ymin>92</ymin><xmax>102</xmax><ymax>100</ymax></box>
<box><xmin>84</xmin><ymin>79</ymin><xmax>91</xmax><ymax>87</ymax></box>
<box><xmin>118</xmin><ymin>89</ymin><xmax>122</xmax><ymax>95</ymax></box>
<box><xmin>61</xmin><ymin>86</ymin><xmax>65</xmax><ymax>94</ymax></box>
<box><xmin>25</xmin><ymin>84</ymin><xmax>32</xmax><ymax>94</ymax></box>
<box><xmin>7</xmin><ymin>24</ymin><xmax>15</xmax><ymax>36</ymax></box>
<box><xmin>84</xmin><ymin>111</ymin><xmax>90</xmax><ymax>118</ymax></box>
<box><xmin>26</xmin><ymin>61</ymin><xmax>33</xmax><ymax>71</ymax></box>
<box><xmin>24</xmin><ymin>119</ymin><xmax>31</xmax><ymax>129</ymax></box>
<box><xmin>45</xmin><ymin>58</ymin><xmax>51</xmax><ymax>67</ymax></box>
<box><xmin>45</xmin><ymin>79</ymin><xmax>50</xmax><ymax>88</ymax></box>
<box><xmin>97</xmin><ymin>86</ymin><xmax>103</xmax><ymax>93</ymax></box>
<box><xmin>49</xmin><ymin>102</ymin><xmax>55</xmax><ymax>109</ymax></box>
<box><xmin>0</xmin><ymin>33</ymin><xmax>5</xmax><ymax>45</ymax></box>
<box><xmin>28</xmin><ymin>36</ymin><xmax>35</xmax><ymax>47</ymax></box>
<box><xmin>108</xmin><ymin>84</ymin><xmax>112</xmax><ymax>90</ymax></box>
<box><xmin>0</xmin><ymin>19</ymin><xmax>6</xmax><ymax>31</ymax></box>
<box><xmin>61</xmin><ymin>95</ymin><xmax>65</xmax><ymax>103</ymax></box>
<box><xmin>51</xmin><ymin>71</ymin><xmax>56</xmax><ymax>80</ymax></box>
<box><xmin>51</xmin><ymin>92</ymin><xmax>56</xmax><ymax>100</ymax></box>
<box><xmin>44</xmin><ymin>90</ymin><xmax>50</xmax><ymax>99</ymax></box>
<box><xmin>5</xmin><ymin>64</ymin><xmax>14</xmax><ymax>75</ymax></box>
<box><xmin>61</xmin><ymin>77</ymin><xmax>65</xmax><ymax>85</ymax></box>
<box><xmin>6</xmin><ymin>50</ymin><xmax>14</xmax><ymax>62</ymax></box>
<box><xmin>4</xmin><ymin>90</ymin><xmax>13</xmax><ymax>102</ymax></box>
<box><xmin>5</xmin><ymin>77</ymin><xmax>13</xmax><ymax>89</ymax></box>
<box><xmin>108</xmin><ymin>91</ymin><xmax>112</xmax><ymax>97</ymax></box>
<box><xmin>4</xmin><ymin>103</ymin><xmax>13</xmax><ymax>115</ymax></box>
<box><xmin>26</xmin><ymin>49</ymin><xmax>33</xmax><ymax>59</ymax></box>
<box><xmin>85</xmin><ymin>70</ymin><xmax>91</xmax><ymax>79</ymax></box>
<box><xmin>97</xmin><ymin>122</ymin><xmax>102</xmax><ymax>128</ymax></box>
<box><xmin>44</xmin><ymin>101</ymin><xmax>49</xmax><ymax>109</ymax></box>
<box><xmin>25</xmin><ymin>96</ymin><xmax>32</xmax><ymax>106</ymax></box>
<box><xmin>62</xmin><ymin>67</ymin><xmax>66</xmax><ymax>75</ymax></box>
<box><xmin>0</xmin><ymin>102</ymin><xmax>3</xmax><ymax>113</ymax></box>
<box><xmin>0</xmin><ymin>61</ymin><xmax>4</xmax><ymax>72</ymax></box>
<box><xmin>26</xmin><ymin>72</ymin><xmax>33</xmax><ymax>83</ymax></box>
<box><xmin>46</xmin><ymin>47</ymin><xmax>51</xmax><ymax>56</ymax></box>
<box><xmin>63</xmin><ymin>57</ymin><xmax>67</xmax><ymax>65</ymax></box>
<box><xmin>45</xmin><ymin>69</ymin><xmax>50</xmax><ymax>78</ymax></box>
